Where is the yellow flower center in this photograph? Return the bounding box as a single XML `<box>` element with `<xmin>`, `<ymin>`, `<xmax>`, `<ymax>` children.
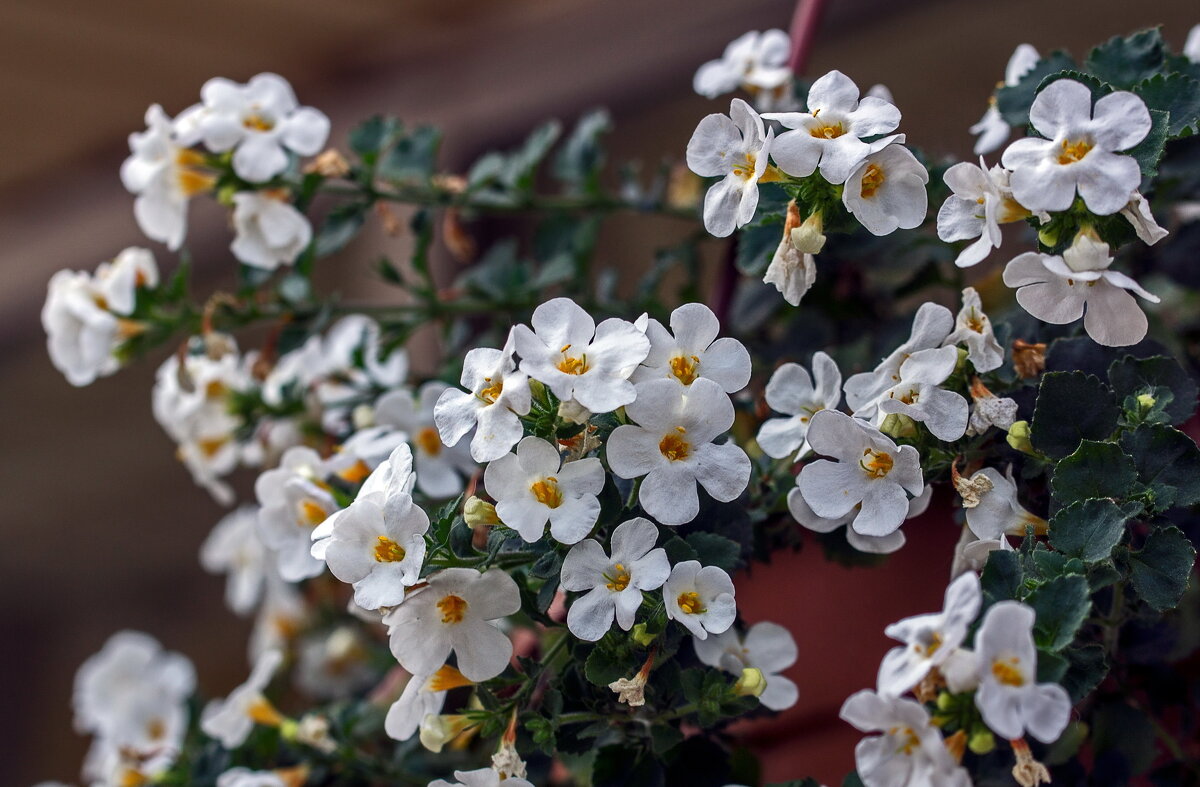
<box><xmin>479</xmin><ymin>377</ymin><xmax>503</xmax><ymax>405</ymax></box>
<box><xmin>966</xmin><ymin>307</ymin><xmax>986</xmax><ymax>334</ymax></box>
<box><xmin>659</xmin><ymin>429</ymin><xmax>691</xmax><ymax>461</ymax></box>
<box><xmin>146</xmin><ymin>717</ymin><xmax>166</xmax><ymax>741</ymax></box>
<box><xmin>336</xmin><ymin>459</ymin><xmax>372</xmax><ymax>484</ymax></box>
<box><xmin>416</xmin><ymin>426</ymin><xmax>443</xmax><ymax>457</ymax></box>
<box><xmin>810</xmin><ymin>121</ymin><xmax>846</xmax><ymax>139</ymax></box>
<box><xmin>243</xmin><ymin>113</ymin><xmax>275</xmax><ymax>132</ymax></box>
<box><xmin>604</xmin><ymin>563</ymin><xmax>632</xmax><ymax>592</ymax></box>
<box><xmin>205</xmin><ymin>380</ymin><xmax>229</xmax><ymax>399</ymax></box>
<box><xmin>374</xmin><ymin>535</ymin><xmax>407</xmax><ymax>563</ymax></box>
<box><xmin>1058</xmin><ymin>138</ymin><xmax>1093</xmax><ymax>165</ymax></box>
<box><xmin>557</xmin><ymin>344</ymin><xmax>589</xmax><ymax>375</ymax></box>
<box><xmin>670</xmin><ymin>354</ymin><xmax>701</xmax><ymax>385</ymax></box>
<box><xmin>175</xmin><ymin>148</ymin><xmax>216</xmax><ymax>197</ymax></box>
<box><xmin>991</xmin><ymin>657</ymin><xmax>1025</xmax><ymax>687</ymax></box>
<box><xmin>437</xmin><ymin>594</ymin><xmax>469</xmax><ymax>624</ymax></box>
<box><xmin>299</xmin><ymin>499</ymin><xmax>328</xmax><ymax>527</ymax></box>
<box><xmin>859</xmin><ymin>163</ymin><xmax>886</xmax><ymax>198</ymax></box>
<box><xmin>860</xmin><ymin>448</ymin><xmax>894</xmax><ymax>478</ymax></box>
<box><xmin>914</xmin><ymin>631</ymin><xmax>943</xmax><ymax>657</ymax></box>
<box><xmin>676</xmin><ymin>591</ymin><xmax>706</xmax><ymax>615</ymax></box>
<box><xmin>531</xmin><ymin>476</ymin><xmax>564</xmax><ymax>508</ymax></box>
<box><xmin>889</xmin><ymin>725</ymin><xmax>921</xmax><ymax>756</ymax></box>
<box><xmin>732</xmin><ymin>152</ymin><xmax>758</xmax><ymax>180</ymax></box>
<box><xmin>247</xmin><ymin>696</ymin><xmax>286</xmax><ymax>727</ymax></box>
<box><xmin>197</xmin><ymin>435</ymin><xmax>230</xmax><ymax>458</ymax></box>
<box><xmin>427</xmin><ymin>664</ymin><xmax>474</xmax><ymax>692</ymax></box>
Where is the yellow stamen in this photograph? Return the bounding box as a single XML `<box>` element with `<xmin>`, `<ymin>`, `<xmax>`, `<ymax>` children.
<box><xmin>145</xmin><ymin>717</ymin><xmax>166</xmax><ymax>740</ymax></box>
<box><xmin>242</xmin><ymin>113</ymin><xmax>275</xmax><ymax>132</ymax></box>
<box><xmin>669</xmin><ymin>354</ymin><xmax>700</xmax><ymax>385</ymax></box>
<box><xmin>416</xmin><ymin>426</ymin><xmax>443</xmax><ymax>457</ymax></box>
<box><xmin>1058</xmin><ymin>138</ymin><xmax>1093</xmax><ymax>165</ymax></box>
<box><xmin>991</xmin><ymin>657</ymin><xmax>1025</xmax><ymax>687</ymax></box>
<box><xmin>337</xmin><ymin>459</ymin><xmax>372</xmax><ymax>484</ymax></box>
<box><xmin>299</xmin><ymin>500</ymin><xmax>328</xmax><ymax>527</ymax></box>
<box><xmin>810</xmin><ymin>121</ymin><xmax>846</xmax><ymax>139</ymax></box>
<box><xmin>659</xmin><ymin>432</ymin><xmax>691</xmax><ymax>461</ymax></box>
<box><xmin>914</xmin><ymin>631</ymin><xmax>944</xmax><ymax>657</ymax></box>
<box><xmin>530</xmin><ymin>476</ymin><xmax>564</xmax><ymax>508</ymax></box>
<box><xmin>205</xmin><ymin>380</ymin><xmax>228</xmax><ymax>399</ymax></box>
<box><xmin>374</xmin><ymin>535</ymin><xmax>406</xmax><ymax>563</ymax></box>
<box><xmin>557</xmin><ymin>349</ymin><xmax>588</xmax><ymax>375</ymax></box>
<box><xmin>889</xmin><ymin>725</ymin><xmax>921</xmax><ymax>755</ymax></box>
<box><xmin>479</xmin><ymin>377</ymin><xmax>503</xmax><ymax>405</ymax></box>
<box><xmin>197</xmin><ymin>436</ymin><xmax>230</xmax><ymax>458</ymax></box>
<box><xmin>603</xmin><ymin>563</ymin><xmax>631</xmax><ymax>592</ymax></box>
<box><xmin>860</xmin><ymin>163</ymin><xmax>886</xmax><ymax>199</ymax></box>
<box><xmin>175</xmin><ymin>149</ymin><xmax>216</xmax><ymax>197</ymax></box>
<box><xmin>860</xmin><ymin>448</ymin><xmax>894</xmax><ymax>478</ymax></box>
<box><xmin>731</xmin><ymin>152</ymin><xmax>758</xmax><ymax>180</ymax></box>
<box><xmin>437</xmin><ymin>594</ymin><xmax>468</xmax><ymax>624</ymax></box>
<box><xmin>966</xmin><ymin>307</ymin><xmax>986</xmax><ymax>334</ymax></box>
<box><xmin>676</xmin><ymin>591</ymin><xmax>706</xmax><ymax>615</ymax></box>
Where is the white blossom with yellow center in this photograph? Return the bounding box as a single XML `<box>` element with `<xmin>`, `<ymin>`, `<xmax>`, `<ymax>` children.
<box><xmin>256</xmin><ymin>446</ymin><xmax>341</xmax><ymax>582</ymax></box>
<box><xmin>484</xmin><ymin>436</ymin><xmax>604</xmax><ymax>544</ymax></box>
<box><xmin>962</xmin><ymin>466</ymin><xmax>1046</xmax><ymax>543</ymax></box>
<box><xmin>1001</xmin><ymin>78</ymin><xmax>1150</xmax><ymax>215</ymax></box>
<box><xmin>663</xmin><ymin>560</ymin><xmax>736</xmax><ymax>640</ymax></box>
<box><xmin>686</xmin><ymin>97</ymin><xmax>779</xmax><ymax>237</ymax></box>
<box><xmin>434</xmin><ymin>333</ymin><xmax>532</xmax><ymax>463</ymax></box>
<box><xmin>876</xmin><ymin>346</ymin><xmax>969</xmax><ymax>442</ymax></box>
<box><xmin>559</xmin><ymin>517</ymin><xmax>670</xmax><ymax>641</ymax></box>
<box><xmin>788</xmin><ymin>485</ymin><xmax>931</xmax><ymax>555</ymax></box>
<box><xmin>970</xmin><ymin>43</ymin><xmax>1040</xmax><ymax>156</ymax></box>
<box><xmin>230</xmin><ymin>191</ymin><xmax>312</xmax><ymax>271</ymax></box>
<box><xmin>201</xmin><ymin>505</ymin><xmax>270</xmax><ymax>616</ymax></box>
<box><xmin>758</xmin><ymin>350</ymin><xmax>843</xmax><ymax>461</ymax></box>
<box><xmin>374</xmin><ymin>382</ymin><xmax>476</xmax><ymax>499</ymax></box>
<box><xmin>937</xmin><ymin>159</ymin><xmax>1031</xmax><ymax>268</ymax></box>
<box><xmin>943</xmin><ymin>286</ymin><xmax>1004</xmax><ymax>373</ymax></box>
<box><xmin>843</xmin><ymin>142</ymin><xmax>930</xmax><ymax>236</ymax></box>
<box><xmin>693</xmin><ymin>621</ymin><xmax>799</xmax><ymax>711</ymax></box>
<box><xmin>631</xmin><ymin>302</ymin><xmax>751</xmax><ymax>394</ymax></box>
<box><xmin>512</xmin><ymin>297</ymin><xmax>649</xmax><ymax>414</ymax></box>
<box><xmin>428</xmin><ymin>768</ymin><xmax>534</xmax><ymax>787</ymax></box>
<box><xmin>384</xmin><ymin>665</ymin><xmax>473</xmax><ymax>742</ymax></box>
<box><xmin>877</xmin><ymin>572</ymin><xmax>981</xmax><ymax>697</ymax></box>
<box><xmin>764</xmin><ymin>69</ymin><xmax>902</xmax><ymax>184</ymax></box>
<box><xmin>383</xmin><ymin>568</ymin><xmax>520</xmax><ymax>682</ymax></box>
<box><xmin>840</xmin><ymin>689</ymin><xmax>972</xmax><ymax>787</ymax></box>
<box><xmin>974</xmin><ymin>602</ymin><xmax>1072</xmax><ymax>743</ymax></box>
<box><xmin>608</xmin><ymin>377</ymin><xmax>751</xmax><ymax>526</ymax></box>
<box><xmin>797</xmin><ymin>410</ymin><xmax>924</xmax><ymax>539</ymax></box>
<box><xmin>201</xmin><ymin>649</ymin><xmax>285</xmax><ymax>749</ymax></box>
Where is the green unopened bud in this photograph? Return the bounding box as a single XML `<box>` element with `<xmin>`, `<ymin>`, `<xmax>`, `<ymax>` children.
<box><xmin>630</xmin><ymin>623</ymin><xmax>656</xmax><ymax>647</ymax></box>
<box><xmin>1136</xmin><ymin>393</ymin><xmax>1156</xmax><ymax>411</ymax></box>
<box><xmin>967</xmin><ymin>728</ymin><xmax>995</xmax><ymax>755</ymax></box>
<box><xmin>733</xmin><ymin>667</ymin><xmax>767</xmax><ymax>698</ymax></box>
<box><xmin>954</xmin><ymin>346</ymin><xmax>969</xmax><ymax>373</ymax></box>
<box><xmin>1006</xmin><ymin>420</ymin><xmax>1035</xmax><ymax>455</ymax></box>
<box><xmin>279</xmin><ymin>717</ymin><xmax>300</xmax><ymax>741</ymax></box>
<box><xmin>528</xmin><ymin>378</ymin><xmax>546</xmax><ymax>402</ymax></box>
<box><xmin>1037</xmin><ymin>225</ymin><xmax>1059</xmax><ymax>248</ymax></box>
<box><xmin>216</xmin><ymin>183</ymin><xmax>239</xmax><ymax>207</ymax></box>
<box><xmin>464</xmin><ymin>497</ymin><xmax>499</xmax><ymax>527</ymax></box>
<box><xmin>936</xmin><ymin>691</ymin><xmax>955</xmax><ymax>712</ymax></box>
<box><xmin>880</xmin><ymin>413</ymin><xmax>918</xmax><ymax>439</ymax></box>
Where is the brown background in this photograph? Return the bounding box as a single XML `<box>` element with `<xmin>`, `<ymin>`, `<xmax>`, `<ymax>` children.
<box><xmin>1</xmin><ymin>1</ymin><xmax>1195</xmax><ymax>784</ymax></box>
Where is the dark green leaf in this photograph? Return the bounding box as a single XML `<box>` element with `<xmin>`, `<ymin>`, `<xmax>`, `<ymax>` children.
<box><xmin>1086</xmin><ymin>28</ymin><xmax>1166</xmax><ymax>89</ymax></box>
<box><xmin>1027</xmin><ymin>574</ymin><xmax>1091</xmax><ymax>651</ymax></box>
<box><xmin>1129</xmin><ymin>525</ymin><xmax>1196</xmax><ymax>611</ymax></box>
<box><xmin>554</xmin><ymin>109</ymin><xmax>612</xmax><ymax>194</ymax></box>
<box><xmin>981</xmin><ymin>549</ymin><xmax>1024</xmax><ymax>605</ymax></box>
<box><xmin>1091</xmin><ymin>702</ymin><xmax>1159</xmax><ymax>775</ymax></box>
<box><xmin>1108</xmin><ymin>355</ymin><xmax>1198</xmax><ymax>424</ymax></box>
<box><xmin>996</xmin><ymin>52</ymin><xmax>1077</xmax><ymax>127</ymax></box>
<box><xmin>1128</xmin><ymin>109</ymin><xmax>1171</xmax><ymax>178</ymax></box>
<box><xmin>735</xmin><ymin>220</ymin><xmax>784</xmax><ymax>277</ymax></box>
<box><xmin>685</xmin><ymin>532</ymin><xmax>742</xmax><ymax>573</ymax></box>
<box><xmin>316</xmin><ymin>202</ymin><xmax>368</xmax><ymax>257</ymax></box>
<box><xmin>348</xmin><ymin>115</ymin><xmax>399</xmax><ymax>158</ymax></box>
<box><xmin>378</xmin><ymin>125</ymin><xmax>442</xmax><ymax>182</ymax></box>
<box><xmin>1036</xmin><ymin>649</ymin><xmax>1068</xmax><ymax>683</ymax></box>
<box><xmin>1050</xmin><ymin>441</ymin><xmax>1137</xmax><ymax>503</ymax></box>
<box><xmin>662</xmin><ymin>536</ymin><xmax>699</xmax><ymax>565</ymax></box>
<box><xmin>1119</xmin><ymin>423</ymin><xmax>1200</xmax><ymax>509</ymax></box>
<box><xmin>1062</xmin><ymin>643</ymin><xmax>1108</xmax><ymax>702</ymax></box>
<box><xmin>1134</xmin><ymin>72</ymin><xmax>1200</xmax><ymax>136</ymax></box>
<box><xmin>1048</xmin><ymin>499</ymin><xmax>1131</xmax><ymax>562</ymax></box>
<box><xmin>1031</xmin><ymin>372</ymin><xmax>1119</xmax><ymax>458</ymax></box>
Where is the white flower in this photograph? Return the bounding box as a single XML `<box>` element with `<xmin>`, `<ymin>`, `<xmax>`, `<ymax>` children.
<box><xmin>256</xmin><ymin>446</ymin><xmax>342</xmax><ymax>582</ymax></box>
<box><xmin>608</xmin><ymin>378</ymin><xmax>750</xmax><ymax>526</ymax></box>
<box><xmin>663</xmin><ymin>560</ymin><xmax>736</xmax><ymax>640</ymax></box>
<box><xmin>765</xmin><ymin>70</ymin><xmax>902</xmax><ymax>184</ymax></box>
<box><xmin>121</xmin><ymin>104</ymin><xmax>214</xmax><ymax>250</ymax></box>
<box><xmin>843</xmin><ymin>143</ymin><xmax>929</xmax><ymax>236</ymax></box>
<box><xmin>312</xmin><ymin>449</ymin><xmax>428</xmax><ymax>610</ymax></box>
<box><xmin>1120</xmin><ymin>192</ymin><xmax>1169</xmax><ymax>245</ymax></box>
<box><xmin>216</xmin><ymin>768</ymin><xmax>291</xmax><ymax>787</ymax></box>
<box><xmin>763</xmin><ymin>202</ymin><xmax>817</xmax><ymax>306</ymax></box>
<box><xmin>201</xmin><ymin>649</ymin><xmax>285</xmax><ymax>748</ymax></box>
<box><xmin>693</xmin><ymin>621</ymin><xmax>799</xmax><ymax>710</ymax></box>
<box><xmin>787</xmin><ymin>485</ymin><xmax>931</xmax><ymax>554</ymax></box>
<box><xmin>383</xmin><ymin>568</ymin><xmax>520</xmax><ymax>681</ymax></box>
<box><xmin>840</xmin><ymin>690</ymin><xmax>972</xmax><ymax>787</ymax></box>
<box><xmin>385</xmin><ymin>666</ymin><xmax>473</xmax><ymax>742</ymax></box>
<box><xmin>798</xmin><ymin>410</ymin><xmax>924</xmax><ymax>538</ymax></box>
<box><xmin>877</xmin><ymin>572</ymin><xmax>981</xmax><ymax>697</ymax></box>
<box><xmin>1001</xmin><ymin>78</ymin><xmax>1151</xmax><ymax>215</ymax></box>
<box><xmin>944</xmin><ymin>287</ymin><xmax>1003</xmax><ymax>372</ymax></box>
<box><xmin>936</xmin><ymin>160</ymin><xmax>1030</xmax><ymax>268</ymax></box>
<box><xmin>375</xmin><ymin>383</ymin><xmax>476</xmax><ymax>498</ymax></box>
<box><xmin>559</xmin><ymin>517</ymin><xmax>670</xmax><ymax>641</ymax></box>
<box><xmin>757</xmin><ymin>351</ymin><xmax>842</xmax><ymax>461</ymax></box>
<box><xmin>434</xmin><ymin>334</ymin><xmax>532</xmax><ymax>463</ymax></box>
<box><xmin>844</xmin><ymin>302</ymin><xmax>955</xmax><ymax>420</ymax></box>
<box><xmin>974</xmin><ymin>602</ymin><xmax>1072</xmax><ymax>743</ymax></box>
<box><xmin>294</xmin><ymin>627</ymin><xmax>376</xmax><ymax>700</ymax></box>
<box><xmin>513</xmin><ymin>297</ymin><xmax>650</xmax><ymax>412</ymax></box>
<box><xmin>249</xmin><ymin>571</ymin><xmax>309</xmax><ymax>662</ymax></box>
<box><xmin>1002</xmin><ymin>237</ymin><xmax>1159</xmax><ymax>347</ymax></box>
<box><xmin>971</xmin><ymin>44</ymin><xmax>1040</xmax><ymax>155</ymax></box>
<box><xmin>485</xmin><ymin>436</ymin><xmax>603</xmax><ymax>544</ymax></box>
<box><xmin>201</xmin><ymin>505</ymin><xmax>269</xmax><ymax>615</ymax></box>
<box><xmin>1187</xmin><ymin>24</ymin><xmax>1200</xmax><ymax>63</ymax></box>
<box><xmin>693</xmin><ymin>30</ymin><xmax>791</xmax><ymax>99</ymax></box>
<box><xmin>631</xmin><ymin>303</ymin><xmax>751</xmax><ymax>393</ymax></box>
<box><xmin>686</xmin><ymin>98</ymin><xmax>777</xmax><ymax>237</ymax></box>
<box><xmin>963</xmin><ymin>467</ymin><xmax>1044</xmax><ymax>541</ymax></box>
<box><xmin>429</xmin><ymin>769</ymin><xmax>534</xmax><ymax>787</ymax></box>
<box><xmin>876</xmin><ymin>346</ymin><xmax>969</xmax><ymax>442</ymax></box>
<box><xmin>231</xmin><ymin>191</ymin><xmax>312</xmax><ymax>270</ymax></box>
<box><xmin>73</xmin><ymin>631</ymin><xmax>195</xmax><ymax>738</ymax></box>
<box><xmin>176</xmin><ymin>73</ymin><xmax>330</xmax><ymax>182</ymax></box>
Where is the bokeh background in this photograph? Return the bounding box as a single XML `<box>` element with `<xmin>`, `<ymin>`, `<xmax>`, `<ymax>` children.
<box><xmin>1</xmin><ymin>1</ymin><xmax>1195</xmax><ymax>784</ymax></box>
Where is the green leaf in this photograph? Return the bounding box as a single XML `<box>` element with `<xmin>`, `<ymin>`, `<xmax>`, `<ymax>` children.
<box><xmin>649</xmin><ymin>724</ymin><xmax>684</xmax><ymax>755</ymax></box>
<box><xmin>1129</xmin><ymin>526</ymin><xmax>1196</xmax><ymax>611</ymax></box>
<box><xmin>1050</xmin><ymin>441</ymin><xmax>1137</xmax><ymax>504</ymax></box>
<box><xmin>1062</xmin><ymin>643</ymin><xmax>1108</xmax><ymax>702</ymax></box>
<box><xmin>1036</xmin><ymin>69</ymin><xmax>1112</xmax><ymax>104</ymax></box>
<box><xmin>662</xmin><ymin>536</ymin><xmax>699</xmax><ymax>565</ymax></box>
<box><xmin>685</xmin><ymin>532</ymin><xmax>742</xmax><ymax>573</ymax></box>
<box><xmin>1027</xmin><ymin>574</ymin><xmax>1091</xmax><ymax>651</ymax></box>
<box><xmin>1108</xmin><ymin>355</ymin><xmax>1198</xmax><ymax>424</ymax></box>
<box><xmin>1048</xmin><ymin>499</ymin><xmax>1131</xmax><ymax>562</ymax></box>
<box><xmin>348</xmin><ymin>115</ymin><xmax>399</xmax><ymax>159</ymax></box>
<box><xmin>378</xmin><ymin>125</ymin><xmax>442</xmax><ymax>182</ymax></box>
<box><xmin>996</xmin><ymin>51</ymin><xmax>1077</xmax><ymax>127</ymax></box>
<box><xmin>1031</xmin><ymin>372</ymin><xmax>1120</xmax><ymax>458</ymax></box>
<box><xmin>1134</xmin><ymin>72</ymin><xmax>1200</xmax><ymax>137</ymax></box>
<box><xmin>1128</xmin><ymin>108</ymin><xmax>1170</xmax><ymax>178</ymax></box>
<box><xmin>981</xmin><ymin>549</ymin><xmax>1024</xmax><ymax>605</ymax></box>
<box><xmin>554</xmin><ymin>109</ymin><xmax>612</xmax><ymax>194</ymax></box>
<box><xmin>1119</xmin><ymin>423</ymin><xmax>1200</xmax><ymax>509</ymax></box>
<box><xmin>1091</xmin><ymin>702</ymin><xmax>1159</xmax><ymax>775</ymax></box>
<box><xmin>584</xmin><ymin>642</ymin><xmax>630</xmax><ymax>687</ymax></box>
<box><xmin>315</xmin><ymin>202</ymin><xmax>368</xmax><ymax>257</ymax></box>
<box><xmin>1085</xmin><ymin>28</ymin><xmax>1166</xmax><ymax>89</ymax></box>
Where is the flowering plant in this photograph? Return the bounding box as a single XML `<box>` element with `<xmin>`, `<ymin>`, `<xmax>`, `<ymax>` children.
<box><xmin>36</xmin><ymin>16</ymin><xmax>1200</xmax><ymax>787</ymax></box>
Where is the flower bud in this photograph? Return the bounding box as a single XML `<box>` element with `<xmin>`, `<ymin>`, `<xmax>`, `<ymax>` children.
<box><xmin>630</xmin><ymin>623</ymin><xmax>656</xmax><ymax>647</ymax></box>
<box><xmin>733</xmin><ymin>667</ymin><xmax>767</xmax><ymax>698</ymax></box>
<box><xmin>880</xmin><ymin>413</ymin><xmax>918</xmax><ymax>439</ymax></box>
<box><xmin>968</xmin><ymin>728</ymin><xmax>995</xmax><ymax>755</ymax></box>
<box><xmin>1006</xmin><ymin>420</ymin><xmax>1036</xmax><ymax>455</ymax></box>
<box><xmin>1136</xmin><ymin>393</ymin><xmax>1156</xmax><ymax>411</ymax></box>
<box><xmin>216</xmin><ymin>183</ymin><xmax>239</xmax><ymax>207</ymax></box>
<box><xmin>419</xmin><ymin>714</ymin><xmax>473</xmax><ymax>753</ymax></box>
<box><xmin>1037</xmin><ymin>225</ymin><xmax>1059</xmax><ymax>248</ymax></box>
<box><xmin>464</xmin><ymin>497</ymin><xmax>500</xmax><ymax>527</ymax></box>
<box><xmin>790</xmin><ymin>211</ymin><xmax>826</xmax><ymax>255</ymax></box>
<box><xmin>936</xmin><ymin>691</ymin><xmax>955</xmax><ymax>712</ymax></box>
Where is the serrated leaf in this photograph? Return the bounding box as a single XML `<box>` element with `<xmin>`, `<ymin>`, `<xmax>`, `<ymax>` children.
<box><xmin>1062</xmin><ymin>643</ymin><xmax>1108</xmax><ymax>702</ymax></box>
<box><xmin>662</xmin><ymin>536</ymin><xmax>699</xmax><ymax>565</ymax></box>
<box><xmin>1031</xmin><ymin>372</ymin><xmax>1120</xmax><ymax>458</ymax></box>
<box><xmin>1050</xmin><ymin>441</ymin><xmax>1138</xmax><ymax>503</ymax></box>
<box><xmin>584</xmin><ymin>643</ymin><xmax>630</xmax><ymax>688</ymax></box>
<box><xmin>1048</xmin><ymin>499</ymin><xmax>1131</xmax><ymax>562</ymax></box>
<box><xmin>685</xmin><ymin>532</ymin><xmax>742</xmax><ymax>573</ymax></box>
<box><xmin>378</xmin><ymin>125</ymin><xmax>442</xmax><ymax>182</ymax></box>
<box><xmin>316</xmin><ymin>202</ymin><xmax>367</xmax><ymax>257</ymax></box>
<box><xmin>996</xmin><ymin>52</ymin><xmax>1077</xmax><ymax>127</ymax></box>
<box><xmin>1028</xmin><ymin>574</ymin><xmax>1091</xmax><ymax>650</ymax></box>
<box><xmin>1128</xmin><ymin>108</ymin><xmax>1171</xmax><ymax>178</ymax></box>
<box><xmin>1119</xmin><ymin>423</ymin><xmax>1200</xmax><ymax>509</ymax></box>
<box><xmin>1129</xmin><ymin>525</ymin><xmax>1196</xmax><ymax>611</ymax></box>
<box><xmin>1134</xmin><ymin>72</ymin><xmax>1200</xmax><ymax>136</ymax></box>
<box><xmin>1086</xmin><ymin>28</ymin><xmax>1166</xmax><ymax>89</ymax></box>
<box><xmin>981</xmin><ymin>548</ymin><xmax>1023</xmax><ymax>605</ymax></box>
<box><xmin>1108</xmin><ymin>355</ymin><xmax>1198</xmax><ymax>424</ymax></box>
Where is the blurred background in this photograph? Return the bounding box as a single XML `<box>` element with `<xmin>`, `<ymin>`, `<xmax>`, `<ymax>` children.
<box><xmin>1</xmin><ymin>0</ymin><xmax>1195</xmax><ymax>784</ymax></box>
